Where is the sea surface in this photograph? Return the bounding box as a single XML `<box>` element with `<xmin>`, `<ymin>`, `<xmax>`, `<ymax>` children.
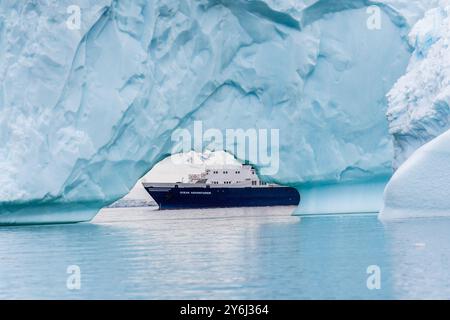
<box><xmin>0</xmin><ymin>206</ymin><xmax>450</xmax><ymax>299</ymax></box>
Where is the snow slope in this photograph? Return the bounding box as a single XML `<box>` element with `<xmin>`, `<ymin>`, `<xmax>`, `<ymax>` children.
<box><xmin>381</xmin><ymin>128</ymin><xmax>450</xmax><ymax>219</ymax></box>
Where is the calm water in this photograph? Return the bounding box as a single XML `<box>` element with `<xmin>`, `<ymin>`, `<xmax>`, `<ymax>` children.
<box><xmin>1</xmin><ymin>206</ymin><xmax>450</xmax><ymax>299</ymax></box>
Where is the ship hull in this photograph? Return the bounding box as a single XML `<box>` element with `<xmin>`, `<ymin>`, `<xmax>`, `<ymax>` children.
<box><xmin>144</xmin><ymin>185</ymin><xmax>300</xmax><ymax>210</ymax></box>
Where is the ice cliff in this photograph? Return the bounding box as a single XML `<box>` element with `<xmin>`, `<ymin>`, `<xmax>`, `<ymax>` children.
<box><xmin>387</xmin><ymin>0</ymin><xmax>450</xmax><ymax>169</ymax></box>
<box><xmin>0</xmin><ymin>0</ymin><xmax>436</xmax><ymax>224</ymax></box>
<box><xmin>381</xmin><ymin>1</ymin><xmax>450</xmax><ymax>219</ymax></box>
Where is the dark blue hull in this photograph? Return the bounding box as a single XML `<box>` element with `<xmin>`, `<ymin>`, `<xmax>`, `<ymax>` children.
<box><xmin>144</xmin><ymin>186</ymin><xmax>300</xmax><ymax>210</ymax></box>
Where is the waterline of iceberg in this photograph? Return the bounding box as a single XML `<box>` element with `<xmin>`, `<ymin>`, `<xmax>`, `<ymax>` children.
<box><xmin>295</xmin><ymin>177</ymin><xmax>389</xmax><ymax>216</ymax></box>
<box><xmin>0</xmin><ymin>201</ymin><xmax>99</xmax><ymax>225</ymax></box>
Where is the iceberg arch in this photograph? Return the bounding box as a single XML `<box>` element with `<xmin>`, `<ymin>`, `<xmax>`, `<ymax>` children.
<box><xmin>0</xmin><ymin>0</ymin><xmax>432</xmax><ymax>224</ymax></box>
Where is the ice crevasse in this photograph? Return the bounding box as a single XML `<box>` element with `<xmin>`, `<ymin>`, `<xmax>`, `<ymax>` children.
<box><xmin>381</xmin><ymin>0</ymin><xmax>450</xmax><ymax>219</ymax></box>
<box><xmin>0</xmin><ymin>0</ymin><xmax>438</xmax><ymax>224</ymax></box>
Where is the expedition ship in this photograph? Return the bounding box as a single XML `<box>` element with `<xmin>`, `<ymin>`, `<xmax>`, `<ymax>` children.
<box><xmin>142</xmin><ymin>164</ymin><xmax>300</xmax><ymax>210</ymax></box>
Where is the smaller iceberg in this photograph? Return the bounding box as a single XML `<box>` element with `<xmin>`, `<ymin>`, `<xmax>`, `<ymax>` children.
<box><xmin>380</xmin><ymin>129</ymin><xmax>450</xmax><ymax>219</ymax></box>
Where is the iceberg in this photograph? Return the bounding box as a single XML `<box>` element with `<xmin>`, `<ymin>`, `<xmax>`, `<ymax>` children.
<box><xmin>381</xmin><ymin>1</ymin><xmax>450</xmax><ymax>219</ymax></box>
<box><xmin>380</xmin><ymin>129</ymin><xmax>450</xmax><ymax>219</ymax></box>
<box><xmin>0</xmin><ymin>0</ymin><xmax>435</xmax><ymax>224</ymax></box>
<box><xmin>386</xmin><ymin>0</ymin><xmax>450</xmax><ymax>169</ymax></box>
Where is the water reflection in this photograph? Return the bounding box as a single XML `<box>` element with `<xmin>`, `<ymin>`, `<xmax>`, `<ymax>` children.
<box><xmin>0</xmin><ymin>207</ymin><xmax>449</xmax><ymax>299</ymax></box>
<box><xmin>382</xmin><ymin>218</ymin><xmax>450</xmax><ymax>299</ymax></box>
<box><xmin>252</xmin><ymin>215</ymin><xmax>393</xmax><ymax>299</ymax></box>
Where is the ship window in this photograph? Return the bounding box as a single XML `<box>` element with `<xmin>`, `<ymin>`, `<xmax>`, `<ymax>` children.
<box><xmin>223</xmin><ymin>170</ymin><xmax>228</xmax><ymax>174</ymax></box>
<box><xmin>251</xmin><ymin>170</ymin><xmax>255</xmax><ymax>174</ymax></box>
<box><xmin>235</xmin><ymin>171</ymin><xmax>240</xmax><ymax>174</ymax></box>
<box><xmin>252</xmin><ymin>181</ymin><xmax>257</xmax><ymax>186</ymax></box>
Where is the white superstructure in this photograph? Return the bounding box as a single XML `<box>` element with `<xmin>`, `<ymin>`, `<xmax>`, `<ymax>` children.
<box><xmin>188</xmin><ymin>164</ymin><xmax>270</xmax><ymax>187</ymax></box>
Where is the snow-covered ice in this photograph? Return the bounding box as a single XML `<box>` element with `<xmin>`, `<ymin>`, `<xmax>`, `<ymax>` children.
<box><xmin>380</xmin><ymin>129</ymin><xmax>450</xmax><ymax>219</ymax></box>
<box><xmin>381</xmin><ymin>1</ymin><xmax>450</xmax><ymax>219</ymax></box>
<box><xmin>387</xmin><ymin>0</ymin><xmax>450</xmax><ymax>169</ymax></box>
